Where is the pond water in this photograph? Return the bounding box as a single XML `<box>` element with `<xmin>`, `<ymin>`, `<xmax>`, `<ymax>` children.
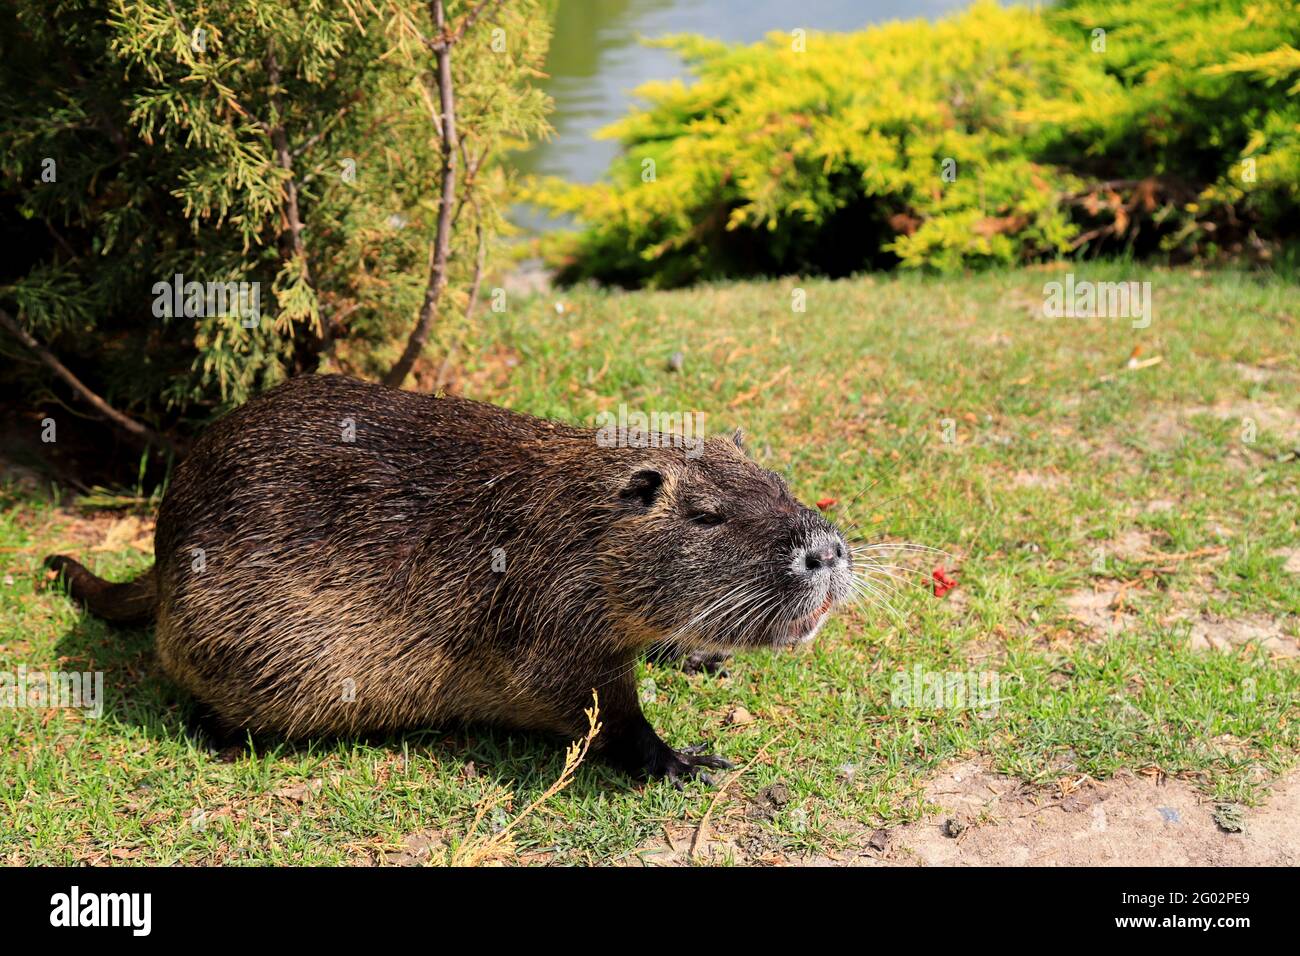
<box><xmin>513</xmin><ymin>0</ymin><xmax>973</xmax><ymax>189</ymax></box>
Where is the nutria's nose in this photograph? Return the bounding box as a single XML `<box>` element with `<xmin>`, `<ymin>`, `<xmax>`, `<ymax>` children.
<box><xmin>801</xmin><ymin>539</ymin><xmax>845</xmax><ymax>573</ymax></box>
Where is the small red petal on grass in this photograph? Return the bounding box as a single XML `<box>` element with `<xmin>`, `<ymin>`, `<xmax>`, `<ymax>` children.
<box><xmin>932</xmin><ymin>566</ymin><xmax>958</xmax><ymax>598</ymax></box>
<box><xmin>816</xmin><ymin>497</ymin><xmax>837</xmax><ymax>510</ymax></box>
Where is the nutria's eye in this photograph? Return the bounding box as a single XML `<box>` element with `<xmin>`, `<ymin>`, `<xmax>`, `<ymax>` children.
<box><xmin>687</xmin><ymin>510</ymin><xmax>726</xmax><ymax>527</ymax></box>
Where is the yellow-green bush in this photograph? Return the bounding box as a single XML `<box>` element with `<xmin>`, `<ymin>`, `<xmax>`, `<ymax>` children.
<box><xmin>531</xmin><ymin>0</ymin><xmax>1299</xmax><ymax>285</ymax></box>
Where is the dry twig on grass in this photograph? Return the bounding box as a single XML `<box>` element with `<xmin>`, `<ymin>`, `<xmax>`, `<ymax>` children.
<box><xmin>451</xmin><ymin>690</ymin><xmax>602</xmax><ymax>866</ymax></box>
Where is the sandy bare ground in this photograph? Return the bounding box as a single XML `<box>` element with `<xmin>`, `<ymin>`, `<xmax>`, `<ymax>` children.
<box><xmin>861</xmin><ymin>761</ymin><xmax>1300</xmax><ymax>867</ymax></box>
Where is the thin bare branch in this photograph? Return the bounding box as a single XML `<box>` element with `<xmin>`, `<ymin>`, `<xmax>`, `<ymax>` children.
<box><xmin>385</xmin><ymin>0</ymin><xmax>462</xmax><ymax>387</ymax></box>
<box><xmin>0</xmin><ymin>307</ymin><xmax>178</xmax><ymax>456</ymax></box>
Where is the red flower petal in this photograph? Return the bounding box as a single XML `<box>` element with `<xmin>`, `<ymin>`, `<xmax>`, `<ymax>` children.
<box><xmin>932</xmin><ymin>566</ymin><xmax>958</xmax><ymax>598</ymax></box>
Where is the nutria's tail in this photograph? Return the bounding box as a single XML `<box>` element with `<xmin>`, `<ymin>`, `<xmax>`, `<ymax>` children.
<box><xmin>43</xmin><ymin>555</ymin><xmax>157</xmax><ymax>625</ymax></box>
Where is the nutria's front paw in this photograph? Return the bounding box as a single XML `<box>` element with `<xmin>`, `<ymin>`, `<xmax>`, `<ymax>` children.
<box><xmin>656</xmin><ymin>742</ymin><xmax>735</xmax><ymax>789</ymax></box>
<box><xmin>682</xmin><ymin>650</ymin><xmax>731</xmax><ymax>677</ymax></box>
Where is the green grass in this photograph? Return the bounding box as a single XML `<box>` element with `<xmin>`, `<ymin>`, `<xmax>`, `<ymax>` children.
<box><xmin>3</xmin><ymin>263</ymin><xmax>1298</xmax><ymax>865</ymax></box>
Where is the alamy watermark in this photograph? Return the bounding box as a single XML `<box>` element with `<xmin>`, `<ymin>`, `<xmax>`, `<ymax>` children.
<box><xmin>891</xmin><ymin>665</ymin><xmax>1002</xmax><ymax>718</ymax></box>
<box><xmin>1042</xmin><ymin>273</ymin><xmax>1151</xmax><ymax>328</ymax></box>
<box><xmin>1</xmin><ymin>666</ymin><xmax>104</xmax><ymax>719</ymax></box>
<box><xmin>50</xmin><ymin>886</ymin><xmax>150</xmax><ymax>936</ymax></box>
<box><xmin>152</xmin><ymin>273</ymin><xmax>261</xmax><ymax>327</ymax></box>
<box><xmin>595</xmin><ymin>404</ymin><xmax>705</xmax><ymax>458</ymax></box>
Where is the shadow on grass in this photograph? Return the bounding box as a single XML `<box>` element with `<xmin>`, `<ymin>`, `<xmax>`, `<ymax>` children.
<box><xmin>50</xmin><ymin>608</ymin><xmax>637</xmax><ymax>798</ymax></box>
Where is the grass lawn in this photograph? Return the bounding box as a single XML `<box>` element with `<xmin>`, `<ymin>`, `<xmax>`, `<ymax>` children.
<box><xmin>2</xmin><ymin>263</ymin><xmax>1298</xmax><ymax>865</ymax></box>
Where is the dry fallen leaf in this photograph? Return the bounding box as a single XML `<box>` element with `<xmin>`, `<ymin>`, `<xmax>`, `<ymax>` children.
<box><xmin>273</xmin><ymin>779</ymin><xmax>323</xmax><ymax>804</ymax></box>
<box><xmin>93</xmin><ymin>516</ymin><xmax>142</xmax><ymax>553</ymax></box>
<box><xmin>727</xmin><ymin>707</ymin><xmax>755</xmax><ymax>726</ymax></box>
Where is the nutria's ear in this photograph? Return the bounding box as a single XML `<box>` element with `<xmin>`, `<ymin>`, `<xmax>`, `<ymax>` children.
<box><xmin>731</xmin><ymin>428</ymin><xmax>747</xmax><ymax>453</ymax></box>
<box><xmin>618</xmin><ymin>468</ymin><xmax>664</xmax><ymax>508</ymax></box>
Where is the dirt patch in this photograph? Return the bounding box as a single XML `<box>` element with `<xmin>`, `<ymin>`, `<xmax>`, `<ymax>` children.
<box><xmin>870</xmin><ymin>761</ymin><xmax>1300</xmax><ymax>866</ymax></box>
<box><xmin>1112</xmin><ymin>529</ymin><xmax>1161</xmax><ymax>560</ymax></box>
<box><xmin>1143</xmin><ymin>401</ymin><xmax>1300</xmax><ymax>452</ymax></box>
<box><xmin>632</xmin><ymin>821</ymin><xmax>756</xmax><ymax>866</ymax></box>
<box><xmin>626</xmin><ymin>777</ymin><xmax>845</xmax><ymax>866</ymax></box>
<box><xmin>380</xmin><ymin>829</ymin><xmax>449</xmax><ymax>866</ymax></box>
<box><xmin>1009</xmin><ymin>470</ymin><xmax>1065</xmax><ymax>490</ymax></box>
<box><xmin>1274</xmin><ymin>548</ymin><xmax>1300</xmax><ymax>575</ymax></box>
<box><xmin>1162</xmin><ymin>581</ymin><xmax>1231</xmax><ymax>618</ymax></box>
<box><xmin>938</xmin><ymin>586</ymin><xmax>970</xmax><ymax>614</ymax></box>
<box><xmin>1062</xmin><ymin>585</ymin><xmax>1130</xmax><ymax>634</ymax></box>
<box><xmin>1233</xmin><ymin>361</ymin><xmax>1296</xmax><ymax>386</ymax></box>
<box><xmin>1186</xmin><ymin>614</ymin><xmax>1299</xmax><ymax>658</ymax></box>
<box><xmin>1085</xmin><ymin>527</ymin><xmax>1175</xmax><ymax>566</ymax></box>
<box><xmin>1063</xmin><ymin>575</ymin><xmax>1295</xmax><ymax>656</ymax></box>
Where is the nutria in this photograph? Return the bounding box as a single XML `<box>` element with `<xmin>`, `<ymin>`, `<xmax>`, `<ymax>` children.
<box><xmin>46</xmin><ymin>374</ymin><xmax>854</xmax><ymax>784</ymax></box>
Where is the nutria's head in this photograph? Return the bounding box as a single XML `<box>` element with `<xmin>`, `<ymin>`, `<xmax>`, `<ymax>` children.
<box><xmin>602</xmin><ymin>431</ymin><xmax>853</xmax><ymax>651</ymax></box>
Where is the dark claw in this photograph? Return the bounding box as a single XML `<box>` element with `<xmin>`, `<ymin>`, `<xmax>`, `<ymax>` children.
<box><xmin>697</xmin><ymin>755</ymin><xmax>735</xmax><ymax>771</ymax></box>
<box><xmin>680</xmin><ymin>742</ymin><xmax>736</xmax><ymax>770</ymax></box>
<box><xmin>660</xmin><ymin>744</ymin><xmax>733</xmax><ymax>787</ymax></box>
